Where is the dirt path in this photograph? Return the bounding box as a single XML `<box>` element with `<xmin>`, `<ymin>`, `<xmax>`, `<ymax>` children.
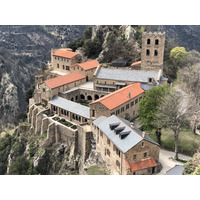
<box><xmin>157</xmin><ymin>149</ymin><xmax>191</xmax><ymax>175</ymax></box>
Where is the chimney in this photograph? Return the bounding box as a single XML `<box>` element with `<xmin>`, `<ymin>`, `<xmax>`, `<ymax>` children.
<box><xmin>142</xmin><ymin>131</ymin><xmax>146</xmax><ymax>138</ymax></box>
<box><xmin>128</xmin><ymin>92</ymin><xmax>131</xmax><ymax>99</ymax></box>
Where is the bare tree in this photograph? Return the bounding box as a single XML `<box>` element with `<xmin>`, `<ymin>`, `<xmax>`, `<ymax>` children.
<box><xmin>155</xmin><ymin>88</ymin><xmax>188</xmax><ymax>160</ymax></box>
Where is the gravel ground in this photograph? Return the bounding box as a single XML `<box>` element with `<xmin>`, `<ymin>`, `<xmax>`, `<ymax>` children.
<box><xmin>157</xmin><ymin>149</ymin><xmax>191</xmax><ymax>175</ymax></box>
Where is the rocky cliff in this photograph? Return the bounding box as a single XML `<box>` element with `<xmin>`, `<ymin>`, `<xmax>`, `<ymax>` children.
<box><xmin>0</xmin><ymin>25</ymin><xmax>89</xmax><ymax>130</ymax></box>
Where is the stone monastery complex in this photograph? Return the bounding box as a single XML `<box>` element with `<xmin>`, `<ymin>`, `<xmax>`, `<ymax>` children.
<box><xmin>28</xmin><ymin>32</ymin><xmax>167</xmax><ymax>175</ymax></box>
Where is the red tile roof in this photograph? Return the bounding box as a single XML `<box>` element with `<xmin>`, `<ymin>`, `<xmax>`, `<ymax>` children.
<box><xmin>53</xmin><ymin>49</ymin><xmax>78</xmax><ymax>58</ymax></box>
<box><xmin>78</xmin><ymin>60</ymin><xmax>101</xmax><ymax>71</ymax></box>
<box><xmin>131</xmin><ymin>61</ymin><xmax>141</xmax><ymax>67</ymax></box>
<box><xmin>128</xmin><ymin>158</ymin><xmax>157</xmax><ymax>172</ymax></box>
<box><xmin>45</xmin><ymin>71</ymin><xmax>85</xmax><ymax>89</ymax></box>
<box><xmin>90</xmin><ymin>83</ymin><xmax>144</xmax><ymax>110</ymax></box>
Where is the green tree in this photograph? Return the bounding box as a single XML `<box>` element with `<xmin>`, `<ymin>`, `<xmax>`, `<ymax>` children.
<box><xmin>170</xmin><ymin>47</ymin><xmax>188</xmax><ymax>66</ymax></box>
<box><xmin>0</xmin><ymin>134</ymin><xmax>13</xmax><ymax>174</ymax></box>
<box><xmin>25</xmin><ymin>86</ymin><xmax>35</xmax><ymax>103</ymax></box>
<box><xmin>67</xmin><ymin>38</ymin><xmax>84</xmax><ymax>52</ymax></box>
<box><xmin>138</xmin><ymin>84</ymin><xmax>169</xmax><ymax>144</ymax></box>
<box><xmin>155</xmin><ymin>88</ymin><xmax>188</xmax><ymax>160</ymax></box>
<box><xmin>83</xmin><ymin>37</ymin><xmax>102</xmax><ymax>58</ymax></box>
<box><xmin>83</xmin><ymin>27</ymin><xmax>92</xmax><ymax>40</ymax></box>
<box><xmin>9</xmin><ymin>156</ymin><xmax>30</xmax><ymax>175</ymax></box>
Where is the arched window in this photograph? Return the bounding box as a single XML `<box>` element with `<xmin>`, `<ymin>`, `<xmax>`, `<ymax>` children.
<box><xmin>147</xmin><ymin>39</ymin><xmax>151</xmax><ymax>44</ymax></box>
<box><xmin>155</xmin><ymin>39</ymin><xmax>159</xmax><ymax>45</ymax></box>
<box><xmin>154</xmin><ymin>50</ymin><xmax>158</xmax><ymax>56</ymax></box>
<box><xmin>94</xmin><ymin>94</ymin><xmax>99</xmax><ymax>100</ymax></box>
<box><xmin>146</xmin><ymin>49</ymin><xmax>150</xmax><ymax>56</ymax></box>
<box><xmin>80</xmin><ymin>94</ymin><xmax>85</xmax><ymax>100</ymax></box>
<box><xmin>87</xmin><ymin>96</ymin><xmax>92</xmax><ymax>101</ymax></box>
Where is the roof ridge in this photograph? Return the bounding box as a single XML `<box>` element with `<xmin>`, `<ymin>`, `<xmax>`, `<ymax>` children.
<box><xmin>90</xmin><ymin>83</ymin><xmax>139</xmax><ymax>105</ymax></box>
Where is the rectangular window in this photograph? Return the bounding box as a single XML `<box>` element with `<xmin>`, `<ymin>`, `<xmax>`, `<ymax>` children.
<box><xmin>135</xmin><ymin>99</ymin><xmax>138</xmax><ymax>104</ymax></box>
<box><xmin>121</xmin><ymin>107</ymin><xmax>124</xmax><ymax>112</ymax></box>
<box><xmin>57</xmin><ymin>63</ymin><xmax>59</xmax><ymax>68</ymax></box>
<box><xmin>126</xmin><ymin>104</ymin><xmax>129</xmax><ymax>110</ymax></box>
<box><xmin>144</xmin><ymin>152</ymin><xmax>147</xmax><ymax>158</ymax></box>
<box><xmin>92</xmin><ymin>109</ymin><xmax>95</xmax><ymax>117</ymax></box>
<box><xmin>142</xmin><ymin>142</ymin><xmax>145</xmax><ymax>147</ymax></box>
<box><xmin>131</xmin><ymin>102</ymin><xmax>134</xmax><ymax>107</ymax></box>
<box><xmin>100</xmin><ymin>131</ymin><xmax>103</xmax><ymax>137</ymax></box>
<box><xmin>107</xmin><ymin>149</ymin><xmax>110</xmax><ymax>157</ymax></box>
<box><xmin>133</xmin><ymin>155</ymin><xmax>137</xmax><ymax>160</ymax></box>
<box><xmin>107</xmin><ymin>138</ymin><xmax>110</xmax><ymax>146</ymax></box>
<box><xmin>43</xmin><ymin>88</ymin><xmax>45</xmax><ymax>92</ymax></box>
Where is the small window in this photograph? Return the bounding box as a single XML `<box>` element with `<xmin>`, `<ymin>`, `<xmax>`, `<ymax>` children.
<box><xmin>142</xmin><ymin>142</ymin><xmax>145</xmax><ymax>147</ymax></box>
<box><xmin>146</xmin><ymin>49</ymin><xmax>150</xmax><ymax>56</ymax></box>
<box><xmin>121</xmin><ymin>107</ymin><xmax>124</xmax><ymax>112</ymax></box>
<box><xmin>133</xmin><ymin>155</ymin><xmax>137</xmax><ymax>160</ymax></box>
<box><xmin>147</xmin><ymin>38</ymin><xmax>151</xmax><ymax>44</ymax></box>
<box><xmin>107</xmin><ymin>149</ymin><xmax>110</xmax><ymax>157</ymax></box>
<box><xmin>100</xmin><ymin>131</ymin><xmax>103</xmax><ymax>137</ymax></box>
<box><xmin>149</xmin><ymin>78</ymin><xmax>153</xmax><ymax>83</ymax></box>
<box><xmin>133</xmin><ymin>110</ymin><xmax>135</xmax><ymax>116</ymax></box>
<box><xmin>144</xmin><ymin>152</ymin><xmax>147</xmax><ymax>158</ymax></box>
<box><xmin>135</xmin><ymin>99</ymin><xmax>138</xmax><ymax>104</ymax></box>
<box><xmin>155</xmin><ymin>39</ymin><xmax>159</xmax><ymax>45</ymax></box>
<box><xmin>105</xmin><ymin>81</ymin><xmax>106</xmax><ymax>84</ymax></box>
<box><xmin>116</xmin><ymin>160</ymin><xmax>120</xmax><ymax>168</ymax></box>
<box><xmin>107</xmin><ymin>138</ymin><xmax>110</xmax><ymax>146</ymax></box>
<box><xmin>154</xmin><ymin>50</ymin><xmax>158</xmax><ymax>56</ymax></box>
<box><xmin>126</xmin><ymin>104</ymin><xmax>129</xmax><ymax>110</ymax></box>
<box><xmin>131</xmin><ymin>102</ymin><xmax>134</xmax><ymax>107</ymax></box>
<box><xmin>139</xmin><ymin>97</ymin><xmax>143</xmax><ymax>101</ymax></box>
<box><xmin>63</xmin><ymin>65</ymin><xmax>65</xmax><ymax>69</ymax></box>
<box><xmin>57</xmin><ymin>63</ymin><xmax>59</xmax><ymax>68</ymax></box>
<box><xmin>92</xmin><ymin>109</ymin><xmax>95</xmax><ymax>117</ymax></box>
<box><xmin>43</xmin><ymin>88</ymin><xmax>45</xmax><ymax>92</ymax></box>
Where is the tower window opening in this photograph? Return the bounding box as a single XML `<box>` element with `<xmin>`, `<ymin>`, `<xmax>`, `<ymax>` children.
<box><xmin>154</xmin><ymin>50</ymin><xmax>158</xmax><ymax>56</ymax></box>
<box><xmin>155</xmin><ymin>39</ymin><xmax>159</xmax><ymax>45</ymax></box>
<box><xmin>147</xmin><ymin>39</ymin><xmax>151</xmax><ymax>44</ymax></box>
<box><xmin>146</xmin><ymin>49</ymin><xmax>150</xmax><ymax>56</ymax></box>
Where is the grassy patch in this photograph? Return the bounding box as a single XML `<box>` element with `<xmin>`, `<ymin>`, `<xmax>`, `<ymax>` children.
<box><xmin>149</xmin><ymin>127</ymin><xmax>200</xmax><ymax>156</ymax></box>
<box><xmin>86</xmin><ymin>165</ymin><xmax>108</xmax><ymax>175</ymax></box>
<box><xmin>37</xmin><ymin>149</ymin><xmax>45</xmax><ymax>157</ymax></box>
<box><xmin>29</xmin><ymin>142</ymin><xmax>35</xmax><ymax>158</ymax></box>
<box><xmin>38</xmin><ymin>132</ymin><xmax>47</xmax><ymax>139</ymax></box>
<box><xmin>12</xmin><ymin>141</ymin><xmax>22</xmax><ymax>152</ymax></box>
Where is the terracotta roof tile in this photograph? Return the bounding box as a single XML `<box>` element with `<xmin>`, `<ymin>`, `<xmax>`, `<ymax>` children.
<box><xmin>78</xmin><ymin>60</ymin><xmax>101</xmax><ymax>71</ymax></box>
<box><xmin>45</xmin><ymin>71</ymin><xmax>85</xmax><ymax>89</ymax></box>
<box><xmin>90</xmin><ymin>83</ymin><xmax>144</xmax><ymax>110</ymax></box>
<box><xmin>128</xmin><ymin>158</ymin><xmax>157</xmax><ymax>172</ymax></box>
<box><xmin>131</xmin><ymin>61</ymin><xmax>141</xmax><ymax>66</ymax></box>
<box><xmin>53</xmin><ymin>49</ymin><xmax>78</xmax><ymax>58</ymax></box>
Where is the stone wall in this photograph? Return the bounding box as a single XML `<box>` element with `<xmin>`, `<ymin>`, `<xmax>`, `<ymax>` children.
<box><xmin>51</xmin><ymin>53</ymin><xmax>79</xmax><ymax>72</ymax></box>
<box><xmin>70</xmin><ymin>64</ymin><xmax>97</xmax><ymax>81</ymax></box>
<box><xmin>90</xmin><ymin>93</ymin><xmax>144</xmax><ymax>121</ymax></box>
<box><xmin>93</xmin><ymin>122</ymin><xmax>160</xmax><ymax>175</ymax></box>
<box><xmin>141</xmin><ymin>32</ymin><xmax>165</xmax><ymax>71</ymax></box>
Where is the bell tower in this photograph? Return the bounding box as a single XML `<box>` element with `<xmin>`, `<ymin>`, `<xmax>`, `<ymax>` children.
<box><xmin>141</xmin><ymin>32</ymin><xmax>165</xmax><ymax>71</ymax></box>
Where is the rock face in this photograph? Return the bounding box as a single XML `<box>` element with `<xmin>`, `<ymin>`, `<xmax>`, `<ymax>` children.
<box><xmin>91</xmin><ymin>25</ymin><xmax>140</xmax><ymax>63</ymax></box>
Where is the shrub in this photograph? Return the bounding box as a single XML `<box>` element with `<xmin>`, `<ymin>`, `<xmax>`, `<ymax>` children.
<box><xmin>8</xmin><ymin>156</ymin><xmax>30</xmax><ymax>175</ymax></box>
